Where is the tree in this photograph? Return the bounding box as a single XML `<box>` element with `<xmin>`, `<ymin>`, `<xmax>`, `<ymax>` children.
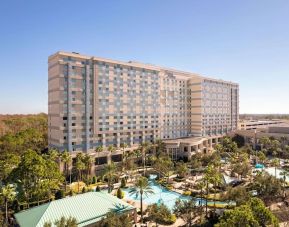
<box><xmin>174</xmin><ymin>198</ymin><xmax>198</xmax><ymax>227</ymax></box>
<box><xmin>257</xmin><ymin>151</ymin><xmax>266</xmax><ymax>164</ymax></box>
<box><xmin>153</xmin><ymin>154</ymin><xmax>173</xmax><ymax>182</ymax></box>
<box><xmin>176</xmin><ymin>161</ymin><xmax>189</xmax><ymax>178</ymax></box>
<box><xmin>120</xmin><ymin>178</ymin><xmax>126</xmax><ymax>188</ymax></box>
<box><xmin>97</xmin><ymin>212</ymin><xmax>131</xmax><ymax>227</ymax></box>
<box><xmin>221</xmin><ymin>137</ymin><xmax>238</xmax><ymax>153</ymax></box>
<box><xmin>270</xmin><ymin>140</ymin><xmax>281</xmax><ymax>157</ymax></box>
<box><xmin>216</xmin><ymin>205</ymin><xmax>259</xmax><ymax>227</ymax></box>
<box><xmin>10</xmin><ymin>149</ymin><xmax>63</xmax><ymax>206</ymax></box>
<box><xmin>116</xmin><ymin>188</ymin><xmax>123</xmax><ymax>199</ymax></box>
<box><xmin>248</xmin><ymin>197</ymin><xmax>279</xmax><ymax>227</ymax></box>
<box><xmin>139</xmin><ymin>142</ymin><xmax>151</xmax><ymax>175</ymax></box>
<box><xmin>103</xmin><ymin>162</ymin><xmax>117</xmax><ymax>193</ymax></box>
<box><xmin>95</xmin><ymin>145</ymin><xmax>103</xmax><ymax>167</ymax></box>
<box><xmin>60</xmin><ymin>150</ymin><xmax>71</xmax><ymax>190</ymax></box>
<box><xmin>48</xmin><ymin>149</ymin><xmax>60</xmax><ymax>162</ymax></box>
<box><xmin>154</xmin><ymin>138</ymin><xmax>166</xmax><ymax>157</ymax></box>
<box><xmin>280</xmin><ymin>170</ymin><xmax>289</xmax><ymax>197</ymax></box>
<box><xmin>204</xmin><ymin>164</ymin><xmax>222</xmax><ymax>212</ymax></box>
<box><xmin>83</xmin><ymin>154</ymin><xmax>93</xmax><ymax>178</ymax></box>
<box><xmin>75</xmin><ymin>153</ymin><xmax>85</xmax><ymax>193</ymax></box>
<box><xmin>120</xmin><ymin>143</ymin><xmax>128</xmax><ymax>171</ymax></box>
<box><xmin>147</xmin><ymin>203</ymin><xmax>176</xmax><ymax>226</ymax></box>
<box><xmin>196</xmin><ymin>181</ymin><xmax>206</xmax><ymax>221</ymax></box>
<box><xmin>0</xmin><ymin>153</ymin><xmax>20</xmax><ymax>183</ymax></box>
<box><xmin>0</xmin><ymin>185</ymin><xmax>16</xmax><ymax>224</ymax></box>
<box><xmin>129</xmin><ymin>176</ymin><xmax>154</xmax><ymax>223</ymax></box>
<box><xmin>222</xmin><ymin>186</ymin><xmax>250</xmax><ymax>206</ymax></box>
<box><xmin>107</xmin><ymin>145</ymin><xmax>116</xmax><ymax>165</ymax></box>
<box><xmin>259</xmin><ymin>136</ymin><xmax>271</xmax><ymax>150</ymax></box>
<box><xmin>44</xmin><ymin>216</ymin><xmax>78</xmax><ymax>227</ymax></box>
<box><xmin>232</xmin><ymin>134</ymin><xmax>245</xmax><ymax>148</ymax></box>
<box><xmin>252</xmin><ymin>172</ymin><xmax>282</xmax><ymax>202</ymax></box>
<box><xmin>271</xmin><ymin>158</ymin><xmax>280</xmax><ymax>178</ymax></box>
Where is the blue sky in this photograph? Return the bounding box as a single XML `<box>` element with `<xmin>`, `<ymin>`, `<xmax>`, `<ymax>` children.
<box><xmin>0</xmin><ymin>0</ymin><xmax>289</xmax><ymax>114</ymax></box>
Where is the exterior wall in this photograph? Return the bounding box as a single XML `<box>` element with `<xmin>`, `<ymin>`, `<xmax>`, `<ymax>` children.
<box><xmin>48</xmin><ymin>51</ymin><xmax>239</xmax><ymax>157</ymax></box>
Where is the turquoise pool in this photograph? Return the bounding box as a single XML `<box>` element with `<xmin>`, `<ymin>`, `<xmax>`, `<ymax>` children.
<box><xmin>123</xmin><ymin>175</ymin><xmax>233</xmax><ymax>210</ymax></box>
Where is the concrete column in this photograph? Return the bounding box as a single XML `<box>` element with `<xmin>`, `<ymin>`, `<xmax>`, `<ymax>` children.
<box><xmin>193</xmin><ymin>145</ymin><xmax>198</xmax><ymax>153</ymax></box>
<box><xmin>85</xmin><ymin>64</ymin><xmax>90</xmax><ymax>153</ymax></box>
<box><xmin>129</xmin><ymin>132</ymin><xmax>133</xmax><ymax>147</ymax></box>
<box><xmin>209</xmin><ymin>139</ymin><xmax>213</xmax><ymax>148</ymax></box>
<box><xmin>67</xmin><ymin>63</ymin><xmax>72</xmax><ymax>152</ymax></box>
<box><xmin>142</xmin><ymin>131</ymin><xmax>145</xmax><ymax>143</ymax></box>
<box><xmin>102</xmin><ymin>134</ymin><xmax>106</xmax><ymax>148</ymax></box>
<box><xmin>117</xmin><ymin>132</ymin><xmax>120</xmax><ymax>147</ymax></box>
<box><xmin>200</xmin><ymin>143</ymin><xmax>204</xmax><ymax>152</ymax></box>
<box><xmin>187</xmin><ymin>146</ymin><xmax>192</xmax><ymax>160</ymax></box>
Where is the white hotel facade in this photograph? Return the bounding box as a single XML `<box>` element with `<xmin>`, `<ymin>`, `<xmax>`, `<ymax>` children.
<box><xmin>48</xmin><ymin>51</ymin><xmax>239</xmax><ymax>163</ymax></box>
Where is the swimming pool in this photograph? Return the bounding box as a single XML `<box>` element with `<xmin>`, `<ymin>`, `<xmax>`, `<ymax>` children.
<box><xmin>264</xmin><ymin>167</ymin><xmax>289</xmax><ymax>182</ymax></box>
<box><xmin>123</xmin><ymin>175</ymin><xmax>233</xmax><ymax>210</ymax></box>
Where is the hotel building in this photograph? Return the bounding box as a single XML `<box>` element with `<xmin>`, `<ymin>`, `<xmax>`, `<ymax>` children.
<box><xmin>48</xmin><ymin>51</ymin><xmax>239</xmax><ymax>162</ymax></box>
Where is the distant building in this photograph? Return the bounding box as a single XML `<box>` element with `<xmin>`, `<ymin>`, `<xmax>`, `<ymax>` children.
<box><xmin>238</xmin><ymin>120</ymin><xmax>284</xmax><ymax>131</ymax></box>
<box><xmin>48</xmin><ymin>51</ymin><xmax>239</xmax><ymax>162</ymax></box>
<box><xmin>14</xmin><ymin>192</ymin><xmax>136</xmax><ymax>227</ymax></box>
<box><xmin>232</xmin><ymin>123</ymin><xmax>289</xmax><ymax>149</ymax></box>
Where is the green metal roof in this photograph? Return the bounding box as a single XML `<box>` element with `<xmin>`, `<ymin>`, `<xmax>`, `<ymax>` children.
<box><xmin>15</xmin><ymin>192</ymin><xmax>135</xmax><ymax>227</ymax></box>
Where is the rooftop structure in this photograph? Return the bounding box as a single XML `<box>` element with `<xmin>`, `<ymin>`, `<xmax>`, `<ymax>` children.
<box><xmin>14</xmin><ymin>192</ymin><xmax>136</xmax><ymax>227</ymax></box>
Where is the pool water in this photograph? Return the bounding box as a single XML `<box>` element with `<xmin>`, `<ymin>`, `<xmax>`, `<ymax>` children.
<box><xmin>123</xmin><ymin>176</ymin><xmax>232</xmax><ymax>210</ymax></box>
<box><xmin>264</xmin><ymin>167</ymin><xmax>289</xmax><ymax>182</ymax></box>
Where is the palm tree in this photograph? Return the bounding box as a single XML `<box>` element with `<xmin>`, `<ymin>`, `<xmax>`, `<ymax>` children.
<box><xmin>204</xmin><ymin>165</ymin><xmax>215</xmax><ymax>217</ymax></box>
<box><xmin>1</xmin><ymin>185</ymin><xmax>15</xmax><ymax>224</ymax></box>
<box><xmin>104</xmin><ymin>162</ymin><xmax>117</xmax><ymax>193</ymax></box>
<box><xmin>95</xmin><ymin>146</ymin><xmax>104</xmax><ymax>167</ymax></box>
<box><xmin>107</xmin><ymin>145</ymin><xmax>116</xmax><ymax>164</ymax></box>
<box><xmin>139</xmin><ymin>142</ymin><xmax>151</xmax><ymax>176</ymax></box>
<box><xmin>271</xmin><ymin>140</ymin><xmax>281</xmax><ymax>158</ymax></box>
<box><xmin>61</xmin><ymin>150</ymin><xmax>72</xmax><ymax>190</ymax></box>
<box><xmin>76</xmin><ymin>153</ymin><xmax>85</xmax><ymax>193</ymax></box>
<box><xmin>48</xmin><ymin>149</ymin><xmax>60</xmax><ymax>162</ymax></box>
<box><xmin>259</xmin><ymin>136</ymin><xmax>271</xmax><ymax>150</ymax></box>
<box><xmin>83</xmin><ymin>154</ymin><xmax>93</xmax><ymax>178</ymax></box>
<box><xmin>271</xmin><ymin>158</ymin><xmax>280</xmax><ymax>178</ymax></box>
<box><xmin>280</xmin><ymin>170</ymin><xmax>289</xmax><ymax>197</ymax></box>
<box><xmin>154</xmin><ymin>138</ymin><xmax>165</xmax><ymax>157</ymax></box>
<box><xmin>280</xmin><ymin>136</ymin><xmax>287</xmax><ymax>149</ymax></box>
<box><xmin>196</xmin><ymin>181</ymin><xmax>206</xmax><ymax>221</ymax></box>
<box><xmin>129</xmin><ymin>177</ymin><xmax>154</xmax><ymax>223</ymax></box>
<box><xmin>120</xmin><ymin>143</ymin><xmax>128</xmax><ymax>171</ymax></box>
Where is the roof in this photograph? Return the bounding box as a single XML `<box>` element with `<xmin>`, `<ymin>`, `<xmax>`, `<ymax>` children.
<box><xmin>15</xmin><ymin>192</ymin><xmax>135</xmax><ymax>227</ymax></box>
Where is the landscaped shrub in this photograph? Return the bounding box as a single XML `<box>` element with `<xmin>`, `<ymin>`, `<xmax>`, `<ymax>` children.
<box><xmin>92</xmin><ymin>176</ymin><xmax>97</xmax><ymax>184</ymax></box>
<box><xmin>183</xmin><ymin>191</ymin><xmax>191</xmax><ymax>196</ymax></box>
<box><xmin>95</xmin><ymin>186</ymin><xmax>101</xmax><ymax>192</ymax></box>
<box><xmin>82</xmin><ymin>187</ymin><xmax>87</xmax><ymax>194</ymax></box>
<box><xmin>147</xmin><ymin>203</ymin><xmax>176</xmax><ymax>225</ymax></box>
<box><xmin>116</xmin><ymin>188</ymin><xmax>124</xmax><ymax>199</ymax></box>
<box><xmin>121</xmin><ymin>178</ymin><xmax>126</xmax><ymax>188</ymax></box>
